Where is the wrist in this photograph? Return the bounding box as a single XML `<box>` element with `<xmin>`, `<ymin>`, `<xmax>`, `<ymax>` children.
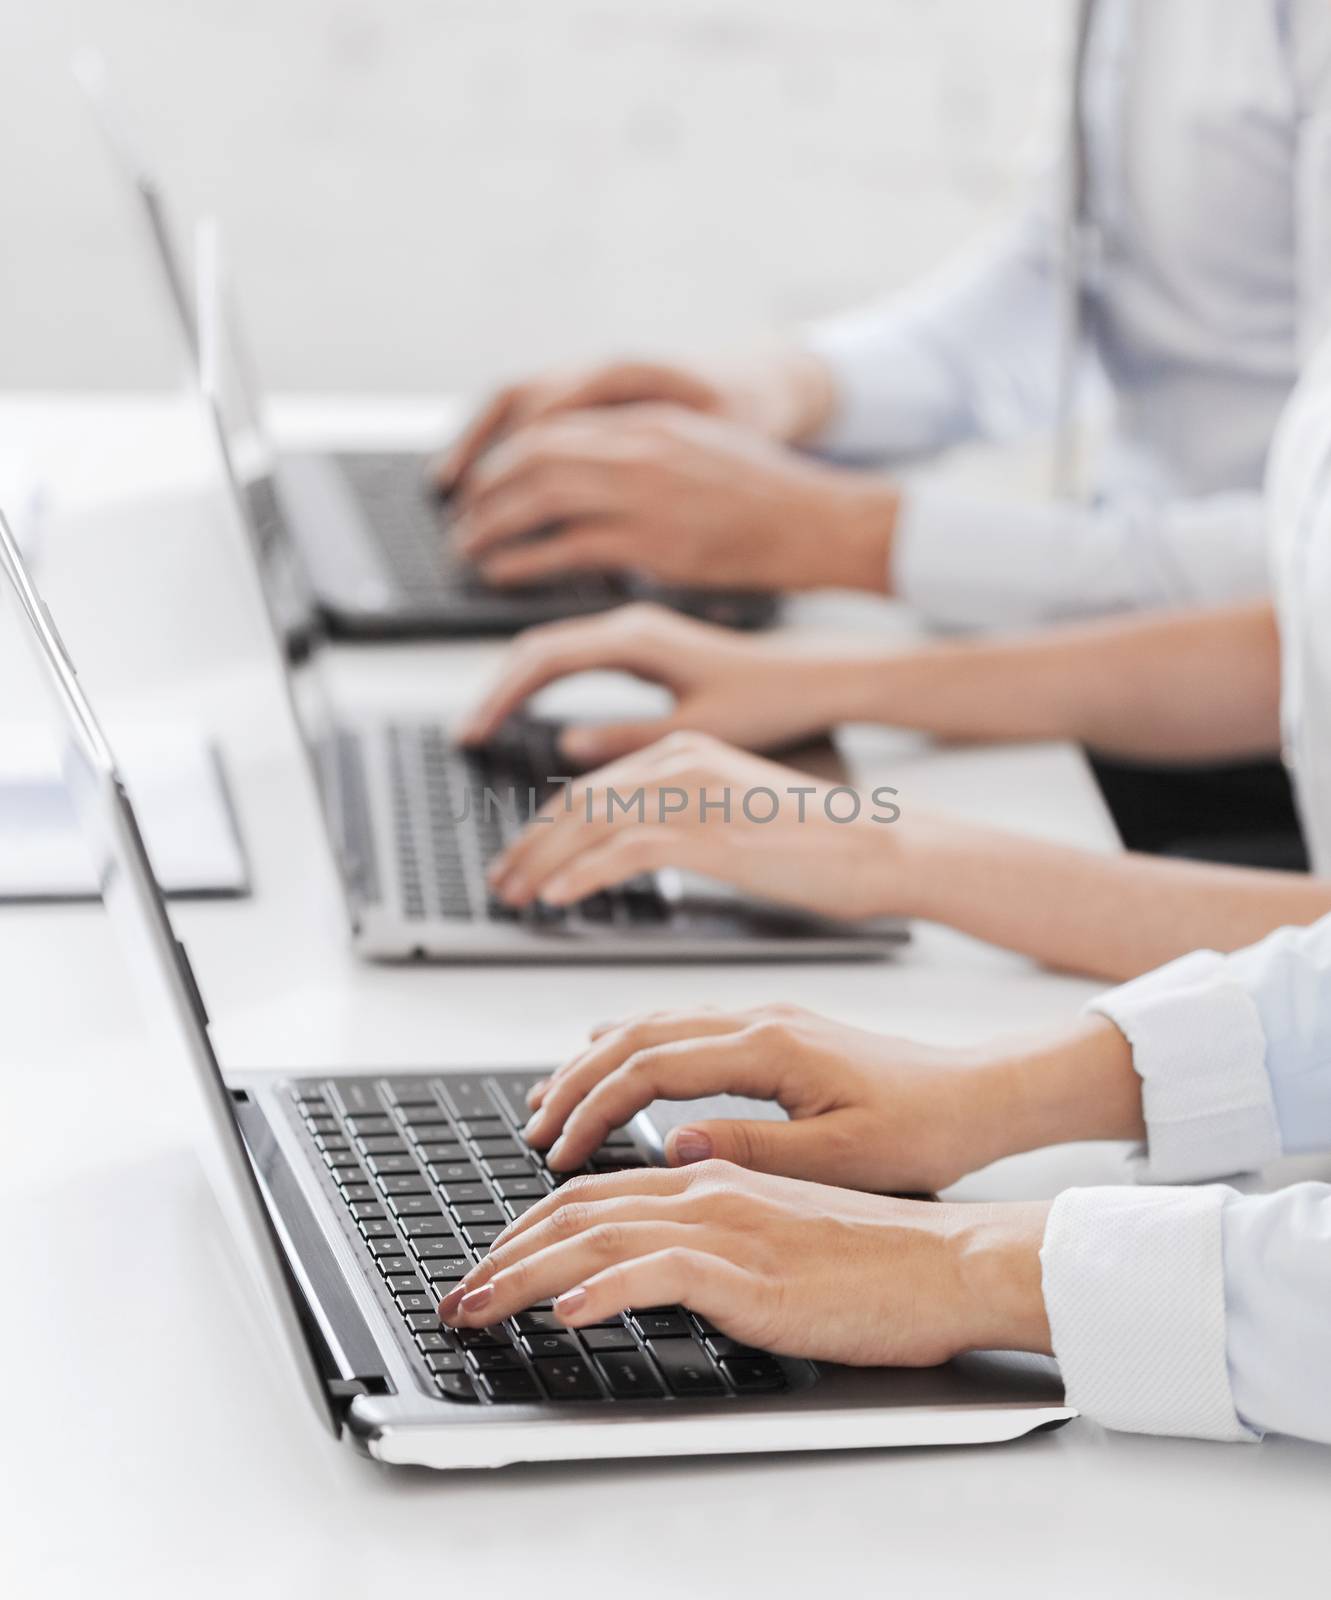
<box><xmin>947</xmin><ymin>1201</ymin><xmax>1053</xmax><ymax>1356</ymax></box>
<box><xmin>989</xmin><ymin>1016</ymin><xmax>1146</xmax><ymax>1158</ymax></box>
<box><xmin>764</xmin><ymin>463</ymin><xmax>896</xmax><ymax>594</ymax></box>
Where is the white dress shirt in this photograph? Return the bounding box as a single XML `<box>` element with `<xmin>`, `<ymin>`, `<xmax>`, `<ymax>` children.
<box><xmin>1037</xmin><ymin>346</ymin><xmax>1331</xmax><ymax>1445</ymax></box>
<box><xmin>805</xmin><ymin>0</ymin><xmax>1331</xmax><ymax>628</ymax></box>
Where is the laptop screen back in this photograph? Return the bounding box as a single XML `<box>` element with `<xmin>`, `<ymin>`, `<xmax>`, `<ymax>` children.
<box><xmin>0</xmin><ymin>506</ymin><xmax>340</xmax><ymax>1436</ymax></box>
<box><xmin>193</xmin><ymin>220</ymin><xmax>365</xmax><ymax>907</ymax></box>
<box><xmin>72</xmin><ymin>50</ymin><xmax>199</xmax><ymax>367</ymax></box>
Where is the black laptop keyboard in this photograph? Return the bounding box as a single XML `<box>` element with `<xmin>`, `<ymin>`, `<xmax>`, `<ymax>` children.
<box><xmin>339</xmin><ymin>714</ymin><xmax>670</xmax><ymax>928</ymax></box>
<box><xmin>334</xmin><ymin>452</ymin><xmax>621</xmax><ymax>605</ymax></box>
<box><xmin>290</xmin><ymin>1071</ymin><xmax>803</xmax><ymax>1405</ymax></box>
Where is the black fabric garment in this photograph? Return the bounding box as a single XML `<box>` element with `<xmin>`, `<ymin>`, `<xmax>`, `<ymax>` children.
<box><xmin>1089</xmin><ymin>755</ymin><xmax>1309</xmax><ymax>873</ymax></box>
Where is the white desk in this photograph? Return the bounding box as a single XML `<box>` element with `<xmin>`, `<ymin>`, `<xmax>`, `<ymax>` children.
<box><xmin>0</xmin><ymin>395</ymin><xmax>1325</xmax><ymax>1600</ymax></box>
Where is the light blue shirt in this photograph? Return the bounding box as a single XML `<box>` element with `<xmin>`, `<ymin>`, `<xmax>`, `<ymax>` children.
<box><xmin>1061</xmin><ymin>917</ymin><xmax>1331</xmax><ymax>1444</ymax></box>
<box><xmin>1049</xmin><ymin>330</ymin><xmax>1331</xmax><ymax>1446</ymax></box>
<box><xmin>806</xmin><ymin>0</ymin><xmax>1331</xmax><ymax>627</ymax></box>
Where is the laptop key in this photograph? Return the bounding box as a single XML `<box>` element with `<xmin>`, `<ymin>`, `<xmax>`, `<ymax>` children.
<box><xmin>535</xmin><ymin>1357</ymin><xmax>602</xmax><ymax>1400</ymax></box>
<box><xmin>375</xmin><ymin>1254</ymin><xmax>413</xmax><ymax>1277</ymax></box>
<box><xmin>415</xmin><ymin>1330</ymin><xmax>452</xmax><ymax>1353</ymax></box>
<box><xmin>482</xmin><ymin>1369</ymin><xmax>542</xmax><ymax>1402</ymax></box>
<box><xmin>504</xmin><ymin>1198</ymin><xmax>543</xmax><ymax>1218</ymax></box>
<box><xmin>631</xmin><ymin>1310</ymin><xmax>691</xmax><ymax>1339</ymax></box>
<box><xmin>421</xmin><ymin>1260</ymin><xmax>469</xmax><ymax>1284</ymax></box>
<box><xmin>345</xmin><ymin>1114</ymin><xmax>395</xmax><ymax>1136</ymax></box>
<box><xmin>462</xmin><ymin>1223</ymin><xmax>505</xmax><ymax>1249</ymax></box>
<box><xmin>598</xmin><ymin>1352</ymin><xmax>665</xmax><ymax>1399</ymax></box>
<box><xmin>579</xmin><ymin>1326</ymin><xmax>639</xmax><ymax>1353</ymax></box>
<box><xmin>426</xmin><ymin>1352</ymin><xmax>465</xmax><ymax>1374</ymax></box>
<box><xmin>468</xmin><ymin>1346</ymin><xmax>522</xmax><ymax>1373</ymax></box>
<box><xmin>349</xmin><ymin>1201</ymin><xmax>387</xmax><ymax>1223</ymax></box>
<box><xmin>513</xmin><ymin>1310</ymin><xmax>563</xmax><ymax>1334</ymax></box>
<box><xmin>388</xmin><ymin>1194</ymin><xmax>445</xmax><ymax>1219</ymax></box>
<box><xmin>339</xmin><ymin>1182</ymin><xmax>377</xmax><ymax>1203</ymax></box>
<box><xmin>377</xmin><ymin>1173</ymin><xmax>432</xmax><ymax>1197</ymax></box>
<box><xmin>366</xmin><ymin>1153</ymin><xmax>421</xmax><ymax>1176</ymax></box>
<box><xmin>455</xmin><ymin>1327</ymin><xmax>506</xmax><ymax>1348</ymax></box>
<box><xmin>386</xmin><ymin>1078</ymin><xmax>440</xmax><ymax>1105</ymax></box>
<box><xmin>396</xmin><ymin>1292</ymin><xmax>439</xmax><ymax>1316</ymax></box>
<box><xmin>473</xmin><ymin>1137</ymin><xmax>524</xmax><ymax>1159</ymax></box>
<box><xmin>706</xmin><ymin>1335</ymin><xmax>763</xmax><ymax>1360</ymax></box>
<box><xmin>359</xmin><ymin>1219</ymin><xmax>398</xmax><ymax>1241</ymax></box>
<box><xmin>387</xmin><ymin>1274</ymin><xmax>428</xmax><ymax>1296</ymax></box>
<box><xmin>366</xmin><ymin>1236</ymin><xmax>410</xmax><ymax>1260</ymax></box>
<box><xmin>483</xmin><ymin>1156</ymin><xmax>540</xmax><ymax>1179</ymax></box>
<box><xmin>457</xmin><ymin>1117</ymin><xmax>505</xmax><ymax>1138</ymax></box>
<box><xmin>646</xmin><ymin>1339</ymin><xmax>725</xmax><ymax>1396</ymax></box>
<box><xmin>721</xmin><ymin>1356</ymin><xmax>786</xmax><ymax>1393</ymax></box>
<box><xmin>411</xmin><ymin>1237</ymin><xmax>471</xmax><ymax>1260</ymax></box>
<box><xmin>417</xmin><ymin>1142</ymin><xmax>468</xmax><ymax>1164</ymax></box>
<box><xmin>358</xmin><ymin>1136</ymin><xmax>409</xmax><ymax>1156</ymax></box>
<box><xmin>450</xmin><ymin>1202</ymin><xmax>505</xmax><ymax>1226</ymax></box>
<box><xmin>439</xmin><ymin>1181</ymin><xmax>489</xmax><ymax>1204</ymax></box>
<box><xmin>495</xmin><ymin>1177</ymin><xmax>547</xmax><ymax>1200</ymax></box>
<box><xmin>428</xmin><ymin>1161</ymin><xmax>481</xmax><ymax>1185</ymax></box>
<box><xmin>521</xmin><ymin>1332</ymin><xmax>579</xmax><ymax>1358</ymax></box>
<box><xmin>407</xmin><ymin>1312</ymin><xmax>446</xmax><ymax>1333</ymax></box>
<box><xmin>435</xmin><ymin>1371</ymin><xmax>480</xmax><ymax>1402</ymax></box>
<box><xmin>400</xmin><ymin>1215</ymin><xmax>457</xmax><ymax>1238</ymax></box>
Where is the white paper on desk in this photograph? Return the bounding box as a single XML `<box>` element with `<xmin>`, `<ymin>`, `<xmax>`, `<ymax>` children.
<box><xmin>0</xmin><ymin>725</ymin><xmax>248</xmax><ymax>900</ymax></box>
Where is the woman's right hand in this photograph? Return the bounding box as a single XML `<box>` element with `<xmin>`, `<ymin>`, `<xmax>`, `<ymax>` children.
<box><xmin>521</xmin><ymin>1004</ymin><xmax>1010</xmax><ymax>1191</ymax></box>
<box><xmin>457</xmin><ymin>603</ymin><xmax>854</xmax><ymax>766</ymax></box>
<box><xmin>519</xmin><ymin>1006</ymin><xmax>1146</xmax><ymax>1192</ymax></box>
<box><xmin>432</xmin><ymin>349</ymin><xmax>835</xmax><ymax>490</ymax></box>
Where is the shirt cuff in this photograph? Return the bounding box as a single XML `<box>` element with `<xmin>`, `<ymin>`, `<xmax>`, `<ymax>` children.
<box><xmin>799</xmin><ymin>318</ymin><xmax>971</xmax><ymax>466</ymax></box>
<box><xmin>1042</xmin><ymin>1185</ymin><xmax>1257</xmax><ymax>1441</ymax></box>
<box><xmin>1088</xmin><ymin>950</ymin><xmax>1282</xmax><ymax>1183</ymax></box>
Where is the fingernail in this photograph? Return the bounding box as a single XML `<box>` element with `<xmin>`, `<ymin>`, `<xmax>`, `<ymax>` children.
<box><xmin>526</xmin><ymin>1078</ymin><xmax>551</xmax><ymax>1107</ymax></box>
<box><xmin>540</xmin><ymin>876</ymin><xmax>574</xmax><ymax>906</ymax></box>
<box><xmin>437</xmin><ymin>1285</ymin><xmax>465</xmax><ymax>1320</ymax></box>
<box><xmin>671</xmin><ymin>1128</ymin><xmax>713</xmax><ymax>1165</ymax></box>
<box><xmin>458</xmin><ymin>1284</ymin><xmax>494</xmax><ymax>1317</ymax></box>
<box><xmin>554</xmin><ymin>1286</ymin><xmax>588</xmax><ymax>1318</ymax></box>
<box><xmin>546</xmin><ymin>1136</ymin><xmax>570</xmax><ymax>1168</ymax></box>
<box><xmin>522</xmin><ymin>1111</ymin><xmax>546</xmax><ymax>1142</ymax></box>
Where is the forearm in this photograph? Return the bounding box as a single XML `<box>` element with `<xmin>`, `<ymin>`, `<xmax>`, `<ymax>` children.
<box><xmin>809</xmin><ymin>602</ymin><xmax>1281</xmax><ymax>763</ymax></box>
<box><xmin>895</xmin><ymin>819</ymin><xmax>1331</xmax><ymax>982</ymax></box>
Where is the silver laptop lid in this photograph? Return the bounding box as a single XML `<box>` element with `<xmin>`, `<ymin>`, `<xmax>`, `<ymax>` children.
<box><xmin>0</xmin><ymin>505</ymin><xmax>340</xmax><ymax>1437</ymax></box>
<box><xmin>193</xmin><ymin>220</ymin><xmax>369</xmax><ymax>912</ymax></box>
<box><xmin>72</xmin><ymin>49</ymin><xmax>198</xmax><ymax>366</ymax></box>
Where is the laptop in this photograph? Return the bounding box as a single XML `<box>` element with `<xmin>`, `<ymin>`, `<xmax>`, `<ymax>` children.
<box><xmin>194</xmin><ymin>221</ymin><xmax>906</xmax><ymax>964</ymax></box>
<box><xmin>0</xmin><ymin>506</ymin><xmax>1072</xmax><ymax>1465</ymax></box>
<box><xmin>73</xmin><ymin>51</ymin><xmax>777</xmax><ymax>640</ymax></box>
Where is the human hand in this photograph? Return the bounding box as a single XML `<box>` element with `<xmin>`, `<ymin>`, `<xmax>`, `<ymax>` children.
<box><xmin>438</xmin><ymin>1162</ymin><xmax>1053</xmax><ymax>1368</ymax></box>
<box><xmin>457</xmin><ymin>603</ymin><xmax>856</xmax><ymax>765</ymax></box>
<box><xmin>486</xmin><ymin>731</ymin><xmax>908</xmax><ymax>921</ymax></box>
<box><xmin>432</xmin><ymin>348</ymin><xmax>835</xmax><ymax>490</ymax></box>
<box><xmin>521</xmin><ymin>1003</ymin><xmax>1010</xmax><ymax>1190</ymax></box>
<box><xmin>442</xmin><ymin>404</ymin><xmax>897</xmax><ymax>592</ymax></box>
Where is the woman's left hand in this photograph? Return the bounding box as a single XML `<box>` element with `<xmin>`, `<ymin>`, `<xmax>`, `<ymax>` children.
<box><xmin>438</xmin><ymin>1162</ymin><xmax>1052</xmax><ymax>1368</ymax></box>
<box><xmin>487</xmin><ymin>731</ymin><xmax>911</xmax><ymax>923</ymax></box>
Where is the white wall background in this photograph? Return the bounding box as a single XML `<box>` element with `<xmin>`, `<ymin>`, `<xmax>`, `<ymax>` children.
<box><xmin>0</xmin><ymin>1</ymin><xmax>1068</xmax><ymax>396</ymax></box>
